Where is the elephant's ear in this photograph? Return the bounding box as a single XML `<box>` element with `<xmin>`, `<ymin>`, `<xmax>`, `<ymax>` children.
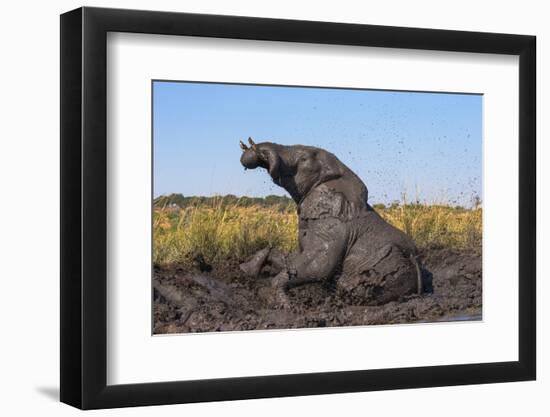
<box><xmin>262</xmin><ymin>148</ymin><xmax>281</xmax><ymax>183</ymax></box>
<box><xmin>317</xmin><ymin>152</ymin><xmax>343</xmax><ymax>185</ymax></box>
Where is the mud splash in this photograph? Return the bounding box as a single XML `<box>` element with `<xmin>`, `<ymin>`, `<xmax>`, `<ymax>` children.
<box><xmin>153</xmin><ymin>248</ymin><xmax>481</xmax><ymax>334</ymax></box>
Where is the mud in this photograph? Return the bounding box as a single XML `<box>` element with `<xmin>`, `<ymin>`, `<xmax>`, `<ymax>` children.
<box><xmin>153</xmin><ymin>248</ymin><xmax>482</xmax><ymax>334</ymax></box>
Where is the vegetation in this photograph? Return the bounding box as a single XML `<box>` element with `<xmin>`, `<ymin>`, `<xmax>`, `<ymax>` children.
<box><xmin>378</xmin><ymin>203</ymin><xmax>482</xmax><ymax>251</ymax></box>
<box><xmin>154</xmin><ymin>193</ymin><xmax>294</xmax><ymax>211</ymax></box>
<box><xmin>153</xmin><ymin>195</ymin><xmax>482</xmax><ymax>266</ymax></box>
<box><xmin>154</xmin><ymin>196</ymin><xmax>298</xmax><ymax>266</ymax></box>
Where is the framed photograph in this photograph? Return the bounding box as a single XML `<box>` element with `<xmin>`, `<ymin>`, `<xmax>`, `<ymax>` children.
<box><xmin>60</xmin><ymin>6</ymin><xmax>536</xmax><ymax>409</ymax></box>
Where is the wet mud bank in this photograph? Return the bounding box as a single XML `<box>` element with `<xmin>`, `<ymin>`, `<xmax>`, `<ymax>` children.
<box><xmin>153</xmin><ymin>248</ymin><xmax>482</xmax><ymax>334</ymax></box>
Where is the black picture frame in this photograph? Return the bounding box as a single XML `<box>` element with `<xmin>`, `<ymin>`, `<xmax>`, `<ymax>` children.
<box><xmin>60</xmin><ymin>6</ymin><xmax>536</xmax><ymax>410</ymax></box>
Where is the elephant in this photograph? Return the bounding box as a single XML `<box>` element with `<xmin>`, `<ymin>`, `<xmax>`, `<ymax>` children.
<box><xmin>239</xmin><ymin>138</ymin><xmax>427</xmax><ymax>308</ymax></box>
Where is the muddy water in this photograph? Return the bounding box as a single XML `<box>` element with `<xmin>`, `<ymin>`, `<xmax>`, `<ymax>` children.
<box><xmin>153</xmin><ymin>248</ymin><xmax>482</xmax><ymax>334</ymax></box>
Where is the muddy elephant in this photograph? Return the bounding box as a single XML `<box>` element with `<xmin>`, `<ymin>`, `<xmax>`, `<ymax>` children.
<box><xmin>239</xmin><ymin>138</ymin><xmax>426</xmax><ymax>307</ymax></box>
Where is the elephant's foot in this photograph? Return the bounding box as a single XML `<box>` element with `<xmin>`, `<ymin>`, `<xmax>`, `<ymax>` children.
<box><xmin>271</xmin><ymin>271</ymin><xmax>291</xmax><ymax>309</ymax></box>
<box><xmin>239</xmin><ymin>248</ymin><xmax>270</xmax><ymax>278</ymax></box>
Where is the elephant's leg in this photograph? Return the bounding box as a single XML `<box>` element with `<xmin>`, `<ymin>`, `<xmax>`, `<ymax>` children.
<box><xmin>239</xmin><ymin>248</ymin><xmax>270</xmax><ymax>277</ymax></box>
<box><xmin>271</xmin><ymin>218</ymin><xmax>348</xmax><ymax>306</ymax></box>
<box><xmin>270</xmin><ymin>270</ymin><xmax>291</xmax><ymax>309</ymax></box>
<box><xmin>239</xmin><ymin>247</ymin><xmax>289</xmax><ymax>278</ymax></box>
<box><xmin>261</xmin><ymin>248</ymin><xmax>286</xmax><ymax>275</ymax></box>
<box><xmin>286</xmin><ymin>241</ymin><xmax>346</xmax><ymax>289</ymax></box>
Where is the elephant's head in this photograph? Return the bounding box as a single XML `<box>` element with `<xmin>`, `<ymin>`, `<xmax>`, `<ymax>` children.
<box><xmin>240</xmin><ymin>138</ymin><xmax>352</xmax><ymax>203</ymax></box>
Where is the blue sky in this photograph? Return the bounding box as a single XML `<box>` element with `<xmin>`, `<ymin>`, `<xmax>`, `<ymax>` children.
<box><xmin>153</xmin><ymin>81</ymin><xmax>482</xmax><ymax>206</ymax></box>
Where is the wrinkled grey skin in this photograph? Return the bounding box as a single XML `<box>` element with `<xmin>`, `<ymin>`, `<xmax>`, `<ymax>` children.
<box><xmin>239</xmin><ymin>138</ymin><xmax>425</xmax><ymax>307</ymax></box>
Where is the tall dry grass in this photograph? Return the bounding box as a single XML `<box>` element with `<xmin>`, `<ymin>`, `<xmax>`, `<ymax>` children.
<box><xmin>378</xmin><ymin>204</ymin><xmax>482</xmax><ymax>251</ymax></box>
<box><xmin>153</xmin><ymin>197</ymin><xmax>482</xmax><ymax>266</ymax></box>
<box><xmin>154</xmin><ymin>198</ymin><xmax>298</xmax><ymax>266</ymax></box>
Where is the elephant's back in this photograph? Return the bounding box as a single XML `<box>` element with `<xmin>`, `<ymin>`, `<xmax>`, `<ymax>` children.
<box><xmin>359</xmin><ymin>209</ymin><xmax>417</xmax><ymax>254</ymax></box>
